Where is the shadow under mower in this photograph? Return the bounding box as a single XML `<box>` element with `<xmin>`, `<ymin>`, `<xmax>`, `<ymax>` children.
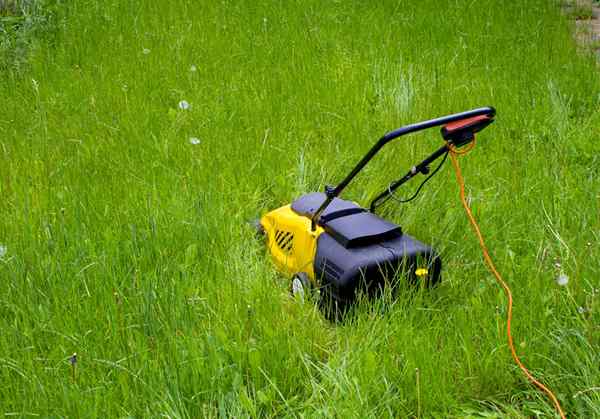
<box><xmin>258</xmin><ymin>107</ymin><xmax>496</xmax><ymax>318</ymax></box>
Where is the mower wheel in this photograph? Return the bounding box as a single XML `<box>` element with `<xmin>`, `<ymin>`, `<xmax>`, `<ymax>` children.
<box><xmin>290</xmin><ymin>272</ymin><xmax>312</xmax><ymax>302</ymax></box>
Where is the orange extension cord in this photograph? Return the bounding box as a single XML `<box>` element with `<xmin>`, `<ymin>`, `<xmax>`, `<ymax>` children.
<box><xmin>447</xmin><ymin>142</ymin><xmax>566</xmax><ymax>419</ymax></box>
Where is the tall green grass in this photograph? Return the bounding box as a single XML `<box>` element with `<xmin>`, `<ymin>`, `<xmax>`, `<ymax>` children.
<box><xmin>1</xmin><ymin>0</ymin><xmax>599</xmax><ymax>417</ymax></box>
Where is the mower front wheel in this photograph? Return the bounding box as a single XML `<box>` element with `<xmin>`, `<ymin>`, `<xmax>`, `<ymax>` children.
<box><xmin>290</xmin><ymin>272</ymin><xmax>312</xmax><ymax>302</ymax></box>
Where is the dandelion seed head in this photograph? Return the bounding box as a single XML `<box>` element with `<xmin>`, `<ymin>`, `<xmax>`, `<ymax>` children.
<box><xmin>178</xmin><ymin>100</ymin><xmax>190</xmax><ymax>110</ymax></box>
<box><xmin>189</xmin><ymin>137</ymin><xmax>201</xmax><ymax>145</ymax></box>
<box><xmin>556</xmin><ymin>273</ymin><xmax>569</xmax><ymax>287</ymax></box>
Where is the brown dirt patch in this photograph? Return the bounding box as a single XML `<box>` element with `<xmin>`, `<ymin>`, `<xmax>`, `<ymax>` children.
<box><xmin>563</xmin><ymin>0</ymin><xmax>600</xmax><ymax>60</ymax></box>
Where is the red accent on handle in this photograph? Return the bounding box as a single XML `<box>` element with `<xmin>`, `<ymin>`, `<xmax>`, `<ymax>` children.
<box><xmin>443</xmin><ymin>115</ymin><xmax>490</xmax><ymax>133</ymax></box>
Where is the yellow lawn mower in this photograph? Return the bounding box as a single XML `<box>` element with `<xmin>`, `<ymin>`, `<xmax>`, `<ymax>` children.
<box><xmin>257</xmin><ymin>107</ymin><xmax>495</xmax><ymax>317</ymax></box>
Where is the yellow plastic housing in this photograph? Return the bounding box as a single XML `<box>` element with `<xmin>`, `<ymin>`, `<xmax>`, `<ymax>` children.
<box><xmin>260</xmin><ymin>204</ymin><xmax>324</xmax><ymax>281</ymax></box>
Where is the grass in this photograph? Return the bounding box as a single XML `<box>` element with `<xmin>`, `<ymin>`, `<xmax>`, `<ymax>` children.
<box><xmin>0</xmin><ymin>0</ymin><xmax>599</xmax><ymax>417</ymax></box>
<box><xmin>0</xmin><ymin>0</ymin><xmax>62</xmax><ymax>72</ymax></box>
<box><xmin>565</xmin><ymin>4</ymin><xmax>594</xmax><ymax>21</ymax></box>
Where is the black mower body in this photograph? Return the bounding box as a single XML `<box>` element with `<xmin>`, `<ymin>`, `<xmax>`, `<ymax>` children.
<box><xmin>292</xmin><ymin>193</ymin><xmax>441</xmax><ymax>309</ymax></box>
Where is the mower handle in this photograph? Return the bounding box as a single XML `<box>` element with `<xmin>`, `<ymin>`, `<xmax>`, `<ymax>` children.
<box><xmin>381</xmin><ymin>106</ymin><xmax>495</xmax><ymax>143</ymax></box>
<box><xmin>310</xmin><ymin>106</ymin><xmax>496</xmax><ymax>229</ymax></box>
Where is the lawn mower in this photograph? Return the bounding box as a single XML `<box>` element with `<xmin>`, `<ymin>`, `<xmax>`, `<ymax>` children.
<box><xmin>258</xmin><ymin>107</ymin><xmax>496</xmax><ymax>316</ymax></box>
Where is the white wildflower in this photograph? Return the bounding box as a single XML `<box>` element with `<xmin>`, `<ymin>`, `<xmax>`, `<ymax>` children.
<box><xmin>178</xmin><ymin>100</ymin><xmax>190</xmax><ymax>110</ymax></box>
<box><xmin>556</xmin><ymin>273</ymin><xmax>569</xmax><ymax>287</ymax></box>
<box><xmin>577</xmin><ymin>306</ymin><xmax>586</xmax><ymax>314</ymax></box>
<box><xmin>0</xmin><ymin>244</ymin><xmax>6</xmax><ymax>258</ymax></box>
<box><xmin>142</xmin><ymin>48</ymin><xmax>151</xmax><ymax>55</ymax></box>
<box><xmin>189</xmin><ymin>137</ymin><xmax>201</xmax><ymax>145</ymax></box>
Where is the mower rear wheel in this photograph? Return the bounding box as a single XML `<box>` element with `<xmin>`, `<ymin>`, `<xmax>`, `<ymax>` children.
<box><xmin>290</xmin><ymin>272</ymin><xmax>312</xmax><ymax>302</ymax></box>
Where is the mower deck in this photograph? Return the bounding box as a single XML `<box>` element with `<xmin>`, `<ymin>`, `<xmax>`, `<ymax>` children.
<box><xmin>291</xmin><ymin>193</ymin><xmax>441</xmax><ymax>310</ymax></box>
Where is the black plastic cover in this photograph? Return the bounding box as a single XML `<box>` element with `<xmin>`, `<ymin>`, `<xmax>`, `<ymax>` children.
<box><xmin>291</xmin><ymin>193</ymin><xmax>402</xmax><ymax>248</ymax></box>
<box><xmin>323</xmin><ymin>212</ymin><xmax>401</xmax><ymax>248</ymax></box>
<box><xmin>315</xmin><ymin>232</ymin><xmax>442</xmax><ymax>307</ymax></box>
<box><xmin>290</xmin><ymin>192</ymin><xmax>365</xmax><ymax>223</ymax></box>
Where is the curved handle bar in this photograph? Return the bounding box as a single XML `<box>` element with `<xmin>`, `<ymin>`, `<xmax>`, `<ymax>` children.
<box><xmin>310</xmin><ymin>106</ymin><xmax>496</xmax><ymax>229</ymax></box>
<box><xmin>382</xmin><ymin>106</ymin><xmax>495</xmax><ymax>143</ymax></box>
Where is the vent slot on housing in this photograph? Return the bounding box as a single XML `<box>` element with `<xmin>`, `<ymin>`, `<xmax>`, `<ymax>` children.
<box><xmin>323</xmin><ymin>260</ymin><xmax>344</xmax><ymax>281</ymax></box>
<box><xmin>274</xmin><ymin>230</ymin><xmax>294</xmax><ymax>253</ymax></box>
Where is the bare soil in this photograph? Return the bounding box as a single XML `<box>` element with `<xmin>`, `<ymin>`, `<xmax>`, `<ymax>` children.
<box><xmin>564</xmin><ymin>0</ymin><xmax>600</xmax><ymax>60</ymax></box>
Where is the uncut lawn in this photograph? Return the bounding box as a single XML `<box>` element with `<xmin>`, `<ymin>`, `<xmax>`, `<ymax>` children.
<box><xmin>1</xmin><ymin>0</ymin><xmax>599</xmax><ymax>417</ymax></box>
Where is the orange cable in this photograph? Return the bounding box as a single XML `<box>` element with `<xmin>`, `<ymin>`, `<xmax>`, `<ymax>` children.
<box><xmin>447</xmin><ymin>143</ymin><xmax>566</xmax><ymax>419</ymax></box>
<box><xmin>450</xmin><ymin>137</ymin><xmax>477</xmax><ymax>155</ymax></box>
